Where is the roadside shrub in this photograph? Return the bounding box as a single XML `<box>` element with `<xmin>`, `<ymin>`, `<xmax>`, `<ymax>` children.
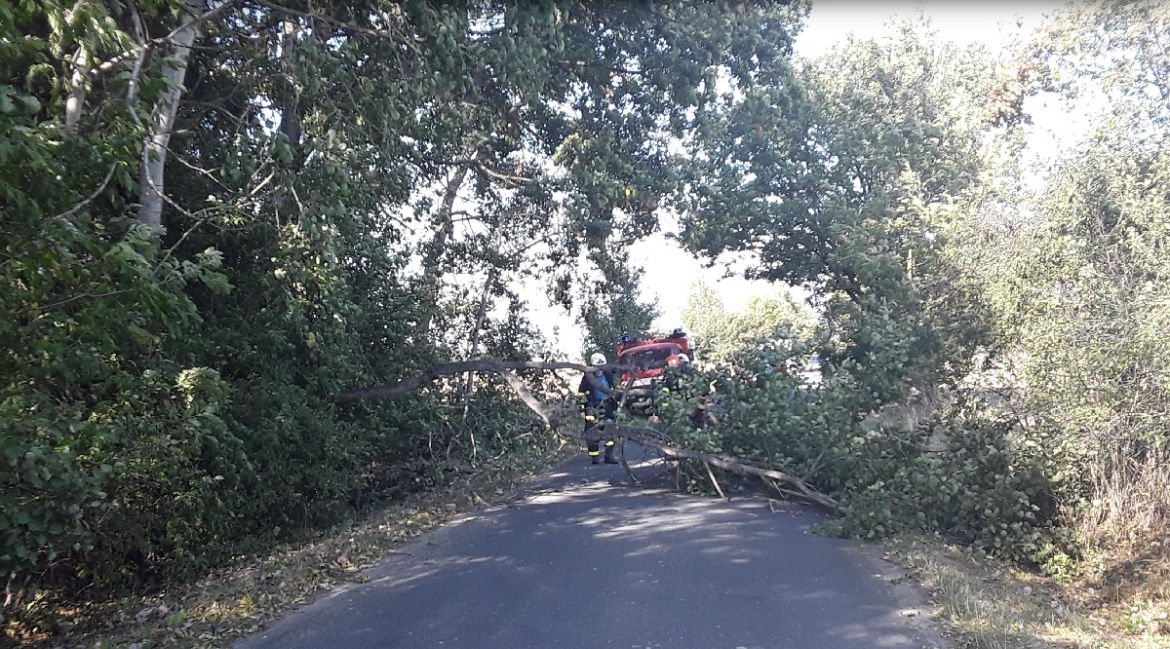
<box><xmin>827</xmin><ymin>400</ymin><xmax>1073</xmax><ymax>565</ymax></box>
<box><xmin>652</xmin><ymin>344</ymin><xmax>1074</xmax><ymax>567</ymax></box>
<box><xmin>77</xmin><ymin>367</ymin><xmax>249</xmax><ymax>587</ymax></box>
<box><xmin>0</xmin><ymin>399</ymin><xmax>108</xmax><ymax>589</ymax></box>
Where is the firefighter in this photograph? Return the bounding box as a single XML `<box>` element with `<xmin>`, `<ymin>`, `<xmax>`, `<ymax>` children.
<box><xmin>647</xmin><ymin>353</ymin><xmax>686</xmax><ymax>424</ymax></box>
<box><xmin>659</xmin><ymin>353</ymin><xmax>686</xmax><ymax>394</ymax></box>
<box><xmin>578</xmin><ymin>352</ymin><xmax>618</xmax><ymax>464</ymax></box>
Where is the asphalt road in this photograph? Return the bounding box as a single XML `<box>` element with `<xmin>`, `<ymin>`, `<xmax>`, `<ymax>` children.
<box><xmin>237</xmin><ymin>445</ymin><xmax>949</xmax><ymax>649</ymax></box>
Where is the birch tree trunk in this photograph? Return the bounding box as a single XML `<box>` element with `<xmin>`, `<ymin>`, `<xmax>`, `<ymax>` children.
<box><xmin>137</xmin><ymin>0</ymin><xmax>203</xmax><ymax>229</ymax></box>
<box><xmin>64</xmin><ymin>32</ymin><xmax>94</xmax><ymax>135</ymax></box>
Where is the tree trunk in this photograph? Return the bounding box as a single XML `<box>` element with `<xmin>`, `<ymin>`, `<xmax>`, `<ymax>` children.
<box><xmin>278</xmin><ymin>17</ymin><xmax>302</xmax><ymax>150</ymax></box>
<box><xmin>462</xmin><ymin>264</ymin><xmax>497</xmax><ymax>395</ymax></box>
<box><xmin>64</xmin><ymin>32</ymin><xmax>94</xmax><ymax>135</ymax></box>
<box><xmin>415</xmin><ymin>164</ymin><xmax>472</xmax><ymax>336</ymax></box>
<box><xmin>137</xmin><ymin>0</ymin><xmax>203</xmax><ymax>229</ymax></box>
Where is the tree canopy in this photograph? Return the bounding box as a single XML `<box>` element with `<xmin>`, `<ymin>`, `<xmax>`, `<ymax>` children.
<box><xmin>5</xmin><ymin>1</ymin><xmax>1170</xmax><ymax>641</ymax></box>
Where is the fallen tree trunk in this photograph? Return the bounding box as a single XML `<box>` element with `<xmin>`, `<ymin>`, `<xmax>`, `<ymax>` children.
<box><xmin>334</xmin><ymin>360</ymin><xmax>840</xmax><ymax>511</ymax></box>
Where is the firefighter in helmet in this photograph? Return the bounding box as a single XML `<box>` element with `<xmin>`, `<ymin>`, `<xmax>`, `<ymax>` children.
<box><xmin>578</xmin><ymin>352</ymin><xmax>618</xmax><ymax>464</ymax></box>
<box><xmin>650</xmin><ymin>353</ymin><xmax>688</xmax><ymax>422</ymax></box>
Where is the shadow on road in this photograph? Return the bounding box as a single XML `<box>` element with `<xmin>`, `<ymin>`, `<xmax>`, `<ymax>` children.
<box><xmin>238</xmin><ymin>446</ymin><xmax>946</xmax><ymax>649</ymax></box>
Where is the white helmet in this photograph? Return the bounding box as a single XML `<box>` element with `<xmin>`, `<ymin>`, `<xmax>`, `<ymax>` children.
<box><xmin>589</xmin><ymin>352</ymin><xmax>607</xmax><ymax>366</ymax></box>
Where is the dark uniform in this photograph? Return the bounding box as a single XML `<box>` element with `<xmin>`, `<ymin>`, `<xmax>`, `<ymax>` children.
<box><xmin>577</xmin><ymin>368</ymin><xmax>618</xmax><ymax>464</ymax></box>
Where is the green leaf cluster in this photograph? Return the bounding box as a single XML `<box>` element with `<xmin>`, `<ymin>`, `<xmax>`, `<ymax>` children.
<box><xmin>651</xmin><ymin>349</ymin><xmax>1073</xmax><ymax>567</ymax></box>
<box><xmin>681</xmin><ymin>280</ymin><xmax>814</xmax><ymax>363</ymax></box>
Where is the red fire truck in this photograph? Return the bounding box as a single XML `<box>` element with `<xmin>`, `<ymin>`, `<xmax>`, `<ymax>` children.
<box><xmin>615</xmin><ymin>329</ymin><xmax>690</xmax><ymax>411</ymax></box>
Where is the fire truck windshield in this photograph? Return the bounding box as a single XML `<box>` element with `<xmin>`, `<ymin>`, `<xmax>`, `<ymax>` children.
<box><xmin>620</xmin><ymin>346</ymin><xmax>682</xmax><ymax>371</ymax></box>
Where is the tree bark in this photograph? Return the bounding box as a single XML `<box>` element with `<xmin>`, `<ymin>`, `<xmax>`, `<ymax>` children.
<box><xmin>278</xmin><ymin>17</ymin><xmax>302</xmax><ymax>149</ymax></box>
<box><xmin>467</xmin><ymin>266</ymin><xmax>496</xmax><ymax>362</ymax></box>
<box><xmin>64</xmin><ymin>32</ymin><xmax>94</xmax><ymax>135</ymax></box>
<box><xmin>620</xmin><ymin>430</ymin><xmax>841</xmax><ymax>511</ymax></box>
<box><xmin>333</xmin><ymin>360</ymin><xmax>593</xmax><ymax>403</ymax></box>
<box><xmin>460</xmin><ymin>264</ymin><xmax>497</xmax><ymax>396</ymax></box>
<box><xmin>137</xmin><ymin>0</ymin><xmax>203</xmax><ymax>229</ymax></box>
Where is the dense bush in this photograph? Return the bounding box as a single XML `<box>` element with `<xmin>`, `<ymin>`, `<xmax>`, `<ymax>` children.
<box><xmin>827</xmin><ymin>402</ymin><xmax>1073</xmax><ymax>566</ymax></box>
<box><xmin>649</xmin><ymin>343</ymin><xmax>1074</xmax><ymax>567</ymax></box>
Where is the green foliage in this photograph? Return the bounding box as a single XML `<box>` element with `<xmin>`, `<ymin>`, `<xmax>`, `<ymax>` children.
<box><xmin>1006</xmin><ymin>128</ymin><xmax>1170</xmax><ymax>450</ymax></box>
<box><xmin>929</xmin><ymin>3</ymin><xmax>1170</xmax><ymax>577</ymax></box>
<box><xmin>0</xmin><ymin>404</ymin><xmax>106</xmax><ymax>583</ymax></box>
<box><xmin>1029</xmin><ymin>0</ymin><xmax>1170</xmax><ymax>127</ymax></box>
<box><xmin>650</xmin><ymin>345</ymin><xmax>1072</xmax><ymax>566</ymax></box>
<box><xmin>0</xmin><ymin>2</ymin><xmax>232</xmax><ymax>590</ymax></box>
<box><xmin>658</xmin><ymin>7</ymin><xmax>1168</xmax><ymax>578</ymax></box>
<box><xmin>579</xmin><ymin>255</ymin><xmax>660</xmax><ymax>359</ymax></box>
<box><xmin>681</xmin><ymin>280</ymin><xmax>814</xmax><ymax>363</ymax></box>
<box><xmin>75</xmin><ymin>368</ymin><xmax>248</xmax><ymax>585</ymax></box>
<box><xmin>2</xmin><ymin>2</ymin><xmax>819</xmax><ymax>634</ymax></box>
<box><xmin>680</xmin><ymin>18</ymin><xmax>1008</xmax><ymax>408</ymax></box>
<box><xmin>826</xmin><ymin>402</ymin><xmax>1071</xmax><ymax>566</ymax></box>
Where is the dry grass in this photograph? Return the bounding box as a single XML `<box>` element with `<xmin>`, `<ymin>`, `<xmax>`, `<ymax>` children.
<box><xmin>1061</xmin><ymin>446</ymin><xmax>1170</xmax><ymax>642</ymax></box>
<box><xmin>10</xmin><ymin>444</ymin><xmax>576</xmax><ymax>649</ymax></box>
<box><xmin>873</xmin><ymin>409</ymin><xmax>1170</xmax><ymax>648</ymax></box>
<box><xmin>885</xmin><ymin>534</ymin><xmax>1170</xmax><ymax>649</ymax></box>
<box><xmin>866</xmin><ymin>385</ymin><xmax>1170</xmax><ymax>646</ymax></box>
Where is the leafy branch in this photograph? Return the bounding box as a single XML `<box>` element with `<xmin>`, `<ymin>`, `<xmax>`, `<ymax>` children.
<box><xmin>334</xmin><ymin>360</ymin><xmax>841</xmax><ymax>510</ymax></box>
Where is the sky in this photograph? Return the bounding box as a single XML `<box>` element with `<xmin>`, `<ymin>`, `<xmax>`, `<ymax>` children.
<box><xmin>533</xmin><ymin>1</ymin><xmax>1079</xmax><ymax>359</ymax></box>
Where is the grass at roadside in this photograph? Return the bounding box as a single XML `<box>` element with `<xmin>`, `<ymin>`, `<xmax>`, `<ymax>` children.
<box><xmin>18</xmin><ymin>443</ymin><xmax>577</xmax><ymax>649</ymax></box>
<box><xmin>883</xmin><ymin>534</ymin><xmax>1170</xmax><ymax>649</ymax></box>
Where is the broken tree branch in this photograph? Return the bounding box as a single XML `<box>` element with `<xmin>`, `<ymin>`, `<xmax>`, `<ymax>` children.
<box><xmin>612</xmin><ymin>426</ymin><xmax>841</xmax><ymax>512</ymax></box>
<box><xmin>49</xmin><ymin>164</ymin><xmax>117</xmax><ymax>222</ymax></box>
<box><xmin>333</xmin><ymin>360</ymin><xmax>841</xmax><ymax>511</ymax></box>
<box><xmin>334</xmin><ymin>360</ymin><xmax>639</xmax><ymax>402</ymax></box>
<box><xmin>704</xmin><ymin>460</ymin><xmax>728</xmax><ymax>501</ymax></box>
<box><xmin>334</xmin><ymin>360</ymin><xmax>591</xmax><ymax>402</ymax></box>
<box><xmin>618</xmin><ymin>440</ymin><xmax>641</xmax><ymax>485</ymax></box>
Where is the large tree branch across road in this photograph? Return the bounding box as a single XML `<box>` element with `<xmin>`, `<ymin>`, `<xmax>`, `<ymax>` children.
<box><xmin>333</xmin><ymin>360</ymin><xmax>595</xmax><ymax>402</ymax></box>
<box><xmin>334</xmin><ymin>360</ymin><xmax>840</xmax><ymax>511</ymax></box>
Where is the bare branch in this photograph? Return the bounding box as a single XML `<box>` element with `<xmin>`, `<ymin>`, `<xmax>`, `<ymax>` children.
<box><xmin>26</xmin><ymin>289</ymin><xmax>137</xmax><ymax>324</ymax></box>
<box><xmin>94</xmin><ymin>0</ymin><xmax>245</xmax><ymax>78</ymax></box>
<box><xmin>173</xmin><ymin>0</ymin><xmax>243</xmax><ymax>41</ymax></box>
<box><xmin>334</xmin><ymin>360</ymin><xmax>592</xmax><ymax>402</ymax></box>
<box><xmin>156</xmin><ymin>213</ymin><xmax>215</xmax><ymax>284</ymax></box>
<box><xmin>619</xmin><ymin>428</ymin><xmax>841</xmax><ymax>511</ymax></box>
<box><xmin>125</xmin><ymin>4</ymin><xmax>148</xmax><ymax>129</ymax></box>
<box><xmin>704</xmin><ymin>460</ymin><xmax>728</xmax><ymax>501</ymax></box>
<box><xmin>426</xmin><ymin>157</ymin><xmax>535</xmax><ymax>185</ymax></box>
<box><xmin>498</xmin><ymin>370</ymin><xmax>559</xmax><ymax>429</ymax></box>
<box><xmin>49</xmin><ymin>164</ymin><xmax>117</xmax><ymax>222</ymax></box>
